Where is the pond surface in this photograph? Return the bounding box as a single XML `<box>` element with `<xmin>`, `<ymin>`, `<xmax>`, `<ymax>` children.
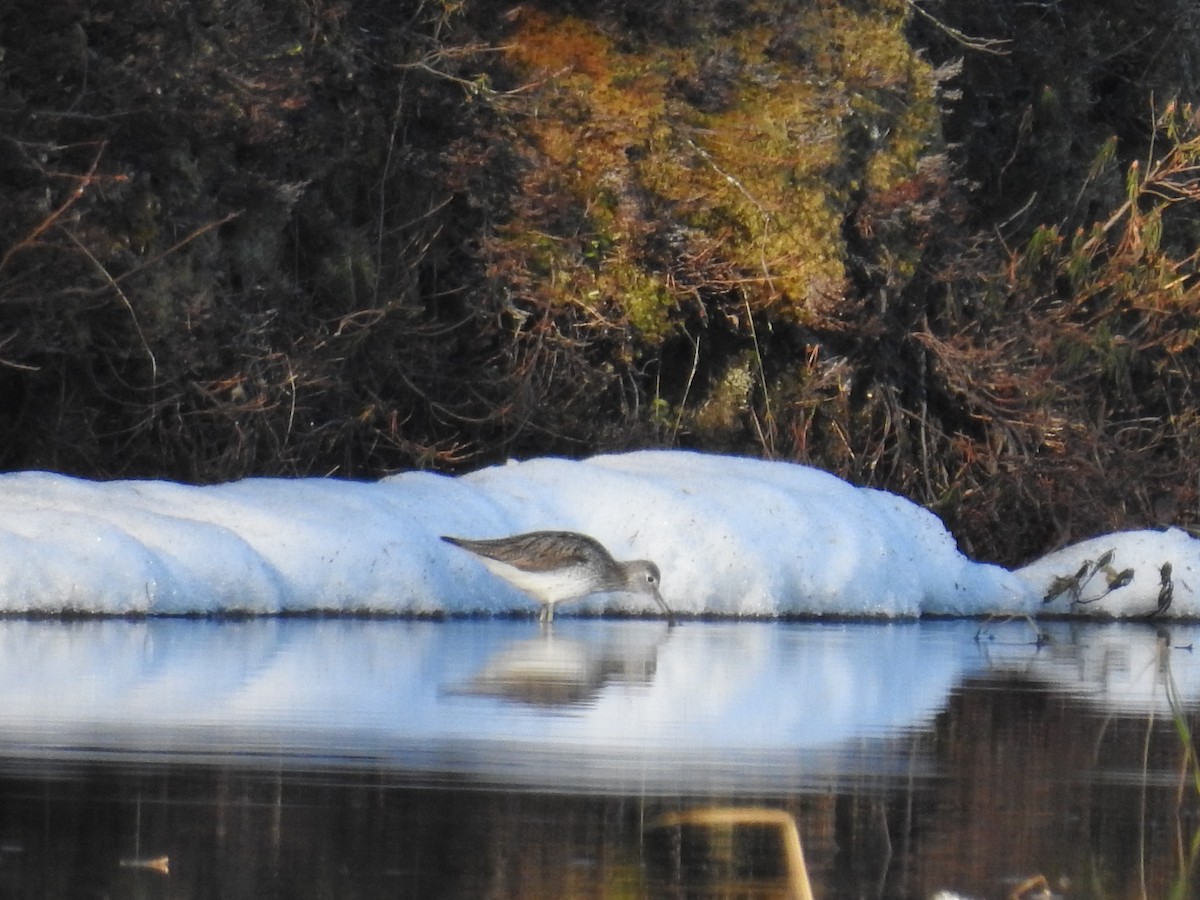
<box><xmin>0</xmin><ymin>618</ymin><xmax>1196</xmax><ymax>899</ymax></box>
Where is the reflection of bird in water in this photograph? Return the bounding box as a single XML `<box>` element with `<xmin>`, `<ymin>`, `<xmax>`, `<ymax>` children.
<box><xmin>453</xmin><ymin>628</ymin><xmax>666</xmax><ymax>707</ymax></box>
<box><xmin>459</xmin><ymin>635</ymin><xmax>655</xmax><ymax>706</ymax></box>
<box><xmin>441</xmin><ymin>530</ymin><xmax>673</xmax><ymax>623</ymax></box>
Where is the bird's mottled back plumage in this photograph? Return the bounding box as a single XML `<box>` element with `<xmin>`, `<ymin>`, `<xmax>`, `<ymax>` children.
<box><xmin>441</xmin><ymin>530</ymin><xmax>672</xmax><ymax>623</ymax></box>
<box><xmin>443</xmin><ymin>531</ymin><xmax>608</xmax><ymax>573</ymax></box>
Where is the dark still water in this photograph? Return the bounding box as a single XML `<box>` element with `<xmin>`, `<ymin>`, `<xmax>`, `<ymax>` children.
<box><xmin>0</xmin><ymin>618</ymin><xmax>1196</xmax><ymax>899</ymax></box>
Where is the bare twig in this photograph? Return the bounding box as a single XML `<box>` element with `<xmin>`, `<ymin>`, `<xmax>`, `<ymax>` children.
<box><xmin>904</xmin><ymin>1</ymin><xmax>1011</xmax><ymax>55</ymax></box>
<box><xmin>0</xmin><ymin>141</ymin><xmax>114</xmax><ymax>276</ymax></box>
<box><xmin>60</xmin><ymin>227</ymin><xmax>158</xmax><ymax>382</ymax></box>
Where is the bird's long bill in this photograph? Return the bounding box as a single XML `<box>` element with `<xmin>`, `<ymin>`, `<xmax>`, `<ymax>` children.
<box><xmin>653</xmin><ymin>589</ymin><xmax>676</xmax><ymax>625</ymax></box>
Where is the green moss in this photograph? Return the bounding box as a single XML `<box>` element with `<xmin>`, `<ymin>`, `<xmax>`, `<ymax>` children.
<box><xmin>692</xmin><ymin>353</ymin><xmax>756</xmax><ymax>435</ymax></box>
<box><xmin>602</xmin><ymin>265</ymin><xmax>674</xmax><ymax>338</ymax></box>
<box><xmin>493</xmin><ymin>1</ymin><xmax>946</xmax><ymax>337</ymax></box>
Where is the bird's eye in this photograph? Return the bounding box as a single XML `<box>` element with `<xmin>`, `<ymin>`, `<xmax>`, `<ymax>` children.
<box><xmin>646</xmin><ymin>572</ymin><xmax>658</xmax><ymax>586</ymax></box>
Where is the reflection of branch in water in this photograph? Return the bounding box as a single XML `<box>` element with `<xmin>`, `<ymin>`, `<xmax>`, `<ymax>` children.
<box><xmin>1008</xmin><ymin>873</ymin><xmax>1054</xmax><ymax>900</ymax></box>
<box><xmin>974</xmin><ymin>613</ymin><xmax>1049</xmax><ymax>647</ymax></box>
<box><xmin>1151</xmin><ymin>633</ymin><xmax>1200</xmax><ymax>898</ymax></box>
<box><xmin>118</xmin><ymin>855</ymin><xmax>169</xmax><ymax>875</ymax></box>
<box><xmin>643</xmin><ymin>807</ymin><xmax>814</xmax><ymax>900</ymax></box>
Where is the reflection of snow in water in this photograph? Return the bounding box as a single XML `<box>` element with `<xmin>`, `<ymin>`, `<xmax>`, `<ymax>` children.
<box><xmin>979</xmin><ymin>621</ymin><xmax>1200</xmax><ymax>715</ymax></box>
<box><xmin>0</xmin><ymin>619</ymin><xmax>1195</xmax><ymax>790</ymax></box>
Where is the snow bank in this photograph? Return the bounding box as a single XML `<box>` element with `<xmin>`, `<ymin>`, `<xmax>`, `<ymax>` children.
<box><xmin>0</xmin><ymin>451</ymin><xmax>1035</xmax><ymax>616</ymax></box>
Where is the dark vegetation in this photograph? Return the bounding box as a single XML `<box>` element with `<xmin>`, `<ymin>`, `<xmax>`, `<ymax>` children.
<box><xmin>2</xmin><ymin>0</ymin><xmax>1200</xmax><ymax>564</ymax></box>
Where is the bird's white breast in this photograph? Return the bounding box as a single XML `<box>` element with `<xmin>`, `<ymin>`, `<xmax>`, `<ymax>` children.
<box><xmin>475</xmin><ymin>557</ymin><xmax>599</xmax><ymax>606</ymax></box>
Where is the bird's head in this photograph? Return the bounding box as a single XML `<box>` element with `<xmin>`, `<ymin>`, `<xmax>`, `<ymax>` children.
<box><xmin>624</xmin><ymin>560</ymin><xmax>673</xmax><ymax>622</ymax></box>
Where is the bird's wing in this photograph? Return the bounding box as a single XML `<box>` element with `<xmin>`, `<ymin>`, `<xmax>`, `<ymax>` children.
<box><xmin>444</xmin><ymin>532</ymin><xmax>606</xmax><ymax>571</ymax></box>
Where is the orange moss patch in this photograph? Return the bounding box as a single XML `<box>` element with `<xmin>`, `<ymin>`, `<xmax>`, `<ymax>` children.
<box><xmin>492</xmin><ymin>2</ymin><xmax>945</xmax><ymax>336</ymax></box>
